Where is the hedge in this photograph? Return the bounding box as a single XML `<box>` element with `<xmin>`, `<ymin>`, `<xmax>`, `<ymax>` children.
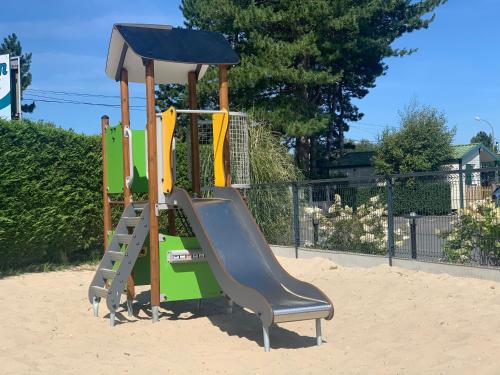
<box><xmin>392</xmin><ymin>180</ymin><xmax>452</xmax><ymax>215</ymax></box>
<box><xmin>0</xmin><ymin>119</ymin><xmax>102</xmax><ymax>269</ymax></box>
<box><xmin>325</xmin><ymin>180</ymin><xmax>452</xmax><ymax>216</ymax></box>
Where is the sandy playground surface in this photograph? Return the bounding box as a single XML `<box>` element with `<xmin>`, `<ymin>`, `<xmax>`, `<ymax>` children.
<box><xmin>1</xmin><ymin>256</ymin><xmax>500</xmax><ymax>375</ymax></box>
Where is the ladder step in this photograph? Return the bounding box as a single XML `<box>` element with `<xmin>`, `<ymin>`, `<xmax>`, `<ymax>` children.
<box><xmin>115</xmin><ymin>234</ymin><xmax>133</xmax><ymax>244</ymax></box>
<box><xmin>132</xmin><ymin>203</ymin><xmax>148</xmax><ymax>211</ymax></box>
<box><xmin>100</xmin><ymin>268</ymin><xmax>117</xmax><ymax>279</ymax></box>
<box><xmin>123</xmin><ymin>217</ymin><xmax>141</xmax><ymax>227</ymax></box>
<box><xmin>90</xmin><ymin>286</ymin><xmax>109</xmax><ymax>299</ymax></box>
<box><xmin>107</xmin><ymin>251</ymin><xmax>124</xmax><ymax>262</ymax></box>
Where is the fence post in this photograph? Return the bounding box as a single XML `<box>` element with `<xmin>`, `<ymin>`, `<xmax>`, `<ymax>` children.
<box><xmin>458</xmin><ymin>164</ymin><xmax>464</xmax><ymax>209</ymax></box>
<box><xmin>292</xmin><ymin>183</ymin><xmax>300</xmax><ymax>259</ymax></box>
<box><xmin>386</xmin><ymin>176</ymin><xmax>395</xmax><ymax>266</ymax></box>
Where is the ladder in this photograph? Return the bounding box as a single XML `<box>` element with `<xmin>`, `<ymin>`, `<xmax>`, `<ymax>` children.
<box><xmin>88</xmin><ymin>202</ymin><xmax>150</xmax><ymax>326</ymax></box>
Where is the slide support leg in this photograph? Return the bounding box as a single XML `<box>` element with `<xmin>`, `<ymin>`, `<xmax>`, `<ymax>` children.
<box><xmin>127</xmin><ymin>299</ymin><xmax>133</xmax><ymax>317</ymax></box>
<box><xmin>152</xmin><ymin>305</ymin><xmax>159</xmax><ymax>323</ymax></box>
<box><xmin>110</xmin><ymin>312</ymin><xmax>115</xmax><ymax>327</ymax></box>
<box><xmin>92</xmin><ymin>297</ymin><xmax>99</xmax><ymax>317</ymax></box>
<box><xmin>315</xmin><ymin>319</ymin><xmax>322</xmax><ymax>346</ymax></box>
<box><xmin>227</xmin><ymin>298</ymin><xmax>233</xmax><ymax>314</ymax></box>
<box><xmin>263</xmin><ymin>325</ymin><xmax>270</xmax><ymax>352</ymax></box>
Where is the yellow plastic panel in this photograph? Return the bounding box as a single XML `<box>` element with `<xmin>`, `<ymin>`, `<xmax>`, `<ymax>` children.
<box><xmin>162</xmin><ymin>107</ymin><xmax>176</xmax><ymax>193</ymax></box>
<box><xmin>212</xmin><ymin>110</ymin><xmax>229</xmax><ymax>187</ymax></box>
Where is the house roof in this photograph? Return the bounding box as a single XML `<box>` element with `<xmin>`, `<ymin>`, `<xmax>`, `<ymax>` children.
<box><xmin>450</xmin><ymin>144</ymin><xmax>479</xmax><ymax>160</ymax></box>
<box><xmin>330</xmin><ymin>144</ymin><xmax>498</xmax><ymax>169</ymax></box>
<box><xmin>450</xmin><ymin>143</ymin><xmax>499</xmax><ymax>162</ymax></box>
<box><xmin>330</xmin><ymin>151</ymin><xmax>376</xmax><ymax>168</ymax></box>
<box><xmin>105</xmin><ymin>24</ymin><xmax>240</xmax><ymax>84</ymax></box>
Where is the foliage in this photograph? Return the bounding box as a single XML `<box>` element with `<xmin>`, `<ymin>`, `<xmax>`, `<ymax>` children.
<box><xmin>0</xmin><ymin>119</ymin><xmax>102</xmax><ymax>269</ymax></box>
<box><xmin>304</xmin><ymin>194</ymin><xmax>406</xmax><ymax>254</ymax></box>
<box><xmin>470</xmin><ymin>131</ymin><xmax>496</xmax><ymax>152</ymax></box>
<box><xmin>0</xmin><ymin>33</ymin><xmax>34</xmax><ymax>113</ymax></box>
<box><xmin>330</xmin><ymin>180</ymin><xmax>451</xmax><ymax>216</ymax></box>
<box><xmin>392</xmin><ymin>180</ymin><xmax>452</xmax><ymax>215</ymax></box>
<box><xmin>157</xmin><ymin>0</ymin><xmax>447</xmax><ymax>177</ymax></box>
<box><xmin>246</xmin><ymin>125</ymin><xmax>302</xmax><ymax>244</ymax></box>
<box><xmin>248</xmin><ymin>124</ymin><xmax>302</xmax><ymax>183</ymax></box>
<box><xmin>374</xmin><ymin>103</ymin><xmax>455</xmax><ymax>174</ymax></box>
<box><xmin>443</xmin><ymin>199</ymin><xmax>500</xmax><ymax>265</ymax></box>
<box><xmin>172</xmin><ymin>141</ymin><xmax>191</xmax><ymax>191</ymax></box>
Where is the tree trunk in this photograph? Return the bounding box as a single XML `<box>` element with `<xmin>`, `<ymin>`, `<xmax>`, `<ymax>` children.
<box><xmin>295</xmin><ymin>136</ymin><xmax>303</xmax><ymax>170</ymax></box>
<box><xmin>338</xmin><ymin>84</ymin><xmax>345</xmax><ymax>156</ymax></box>
<box><xmin>326</xmin><ymin>87</ymin><xmax>336</xmax><ymax>161</ymax></box>
<box><xmin>310</xmin><ymin>136</ymin><xmax>317</xmax><ymax>178</ymax></box>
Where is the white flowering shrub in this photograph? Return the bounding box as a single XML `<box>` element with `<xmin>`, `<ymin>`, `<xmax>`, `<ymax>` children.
<box><xmin>444</xmin><ymin>199</ymin><xmax>500</xmax><ymax>265</ymax></box>
<box><xmin>304</xmin><ymin>194</ymin><xmax>403</xmax><ymax>254</ymax></box>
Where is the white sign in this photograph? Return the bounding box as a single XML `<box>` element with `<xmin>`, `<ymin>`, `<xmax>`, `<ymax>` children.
<box><xmin>0</xmin><ymin>54</ymin><xmax>11</xmax><ymax>120</ymax></box>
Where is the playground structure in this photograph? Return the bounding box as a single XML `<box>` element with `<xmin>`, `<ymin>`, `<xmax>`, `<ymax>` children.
<box><xmin>88</xmin><ymin>24</ymin><xmax>333</xmax><ymax>351</ymax></box>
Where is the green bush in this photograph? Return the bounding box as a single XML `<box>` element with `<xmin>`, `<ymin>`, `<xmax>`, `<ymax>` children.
<box><xmin>0</xmin><ymin>119</ymin><xmax>102</xmax><ymax>269</ymax></box>
<box><xmin>336</xmin><ymin>181</ymin><xmax>452</xmax><ymax>216</ymax></box>
<box><xmin>392</xmin><ymin>181</ymin><xmax>451</xmax><ymax>215</ymax></box>
<box><xmin>246</xmin><ymin>125</ymin><xmax>302</xmax><ymax>245</ymax></box>
<box><xmin>443</xmin><ymin>200</ymin><xmax>499</xmax><ymax>265</ymax></box>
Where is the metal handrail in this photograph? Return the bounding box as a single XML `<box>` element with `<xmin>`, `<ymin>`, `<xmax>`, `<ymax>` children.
<box><xmin>156</xmin><ymin>109</ymin><xmax>248</xmax><ymax>117</ymax></box>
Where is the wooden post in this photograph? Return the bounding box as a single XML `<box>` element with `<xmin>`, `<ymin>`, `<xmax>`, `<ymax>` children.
<box><xmin>218</xmin><ymin>65</ymin><xmax>231</xmax><ymax>186</ymax></box>
<box><xmin>145</xmin><ymin>59</ymin><xmax>160</xmax><ymax>320</ymax></box>
<box><xmin>188</xmin><ymin>71</ymin><xmax>201</xmax><ymax>197</ymax></box>
<box><xmin>120</xmin><ymin>68</ymin><xmax>132</xmax><ymax>204</ymax></box>
<box><xmin>120</xmin><ymin>68</ymin><xmax>135</xmax><ymax>301</ymax></box>
<box><xmin>101</xmin><ymin>115</ymin><xmax>112</xmax><ymax>252</ymax></box>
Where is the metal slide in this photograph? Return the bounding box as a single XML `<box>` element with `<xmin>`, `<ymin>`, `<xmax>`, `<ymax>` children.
<box><xmin>171</xmin><ymin>186</ymin><xmax>334</xmax><ymax>350</ymax></box>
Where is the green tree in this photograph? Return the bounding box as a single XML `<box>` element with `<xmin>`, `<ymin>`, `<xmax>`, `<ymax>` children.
<box><xmin>374</xmin><ymin>103</ymin><xmax>455</xmax><ymax>174</ymax></box>
<box><xmin>158</xmin><ymin>0</ymin><xmax>446</xmax><ymax>178</ymax></box>
<box><xmin>0</xmin><ymin>33</ymin><xmax>35</xmax><ymax>113</ymax></box>
<box><xmin>471</xmin><ymin>130</ymin><xmax>495</xmax><ymax>150</ymax></box>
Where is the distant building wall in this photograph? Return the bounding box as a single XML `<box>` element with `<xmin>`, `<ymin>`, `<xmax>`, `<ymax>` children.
<box><xmin>329</xmin><ymin>166</ymin><xmax>375</xmax><ymax>178</ymax></box>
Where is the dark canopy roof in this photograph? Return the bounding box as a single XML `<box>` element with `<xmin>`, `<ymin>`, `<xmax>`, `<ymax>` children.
<box><xmin>106</xmin><ymin>24</ymin><xmax>239</xmax><ymax>84</ymax></box>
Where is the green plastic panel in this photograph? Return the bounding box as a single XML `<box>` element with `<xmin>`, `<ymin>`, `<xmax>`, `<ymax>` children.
<box><xmin>130</xmin><ymin>129</ymin><xmax>148</xmax><ymax>193</ymax></box>
<box><xmin>105</xmin><ymin>125</ymin><xmax>124</xmax><ymax>193</ymax></box>
<box><xmin>132</xmin><ymin>236</ymin><xmax>151</xmax><ymax>286</ymax></box>
<box><xmin>132</xmin><ymin>235</ymin><xmax>221</xmax><ymax>301</ymax></box>
<box><xmin>159</xmin><ymin>236</ymin><xmax>221</xmax><ymax>301</ymax></box>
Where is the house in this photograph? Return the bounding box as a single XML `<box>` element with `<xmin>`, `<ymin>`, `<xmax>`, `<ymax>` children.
<box><xmin>443</xmin><ymin>143</ymin><xmax>499</xmax><ymax>210</ymax></box>
<box><xmin>328</xmin><ymin>144</ymin><xmax>499</xmax><ymax>210</ymax></box>
<box><xmin>328</xmin><ymin>144</ymin><xmax>498</xmax><ymax>179</ymax></box>
<box><xmin>446</xmin><ymin>143</ymin><xmax>498</xmax><ymax>170</ymax></box>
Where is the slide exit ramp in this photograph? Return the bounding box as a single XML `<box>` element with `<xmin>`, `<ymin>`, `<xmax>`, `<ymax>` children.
<box><xmin>171</xmin><ymin>186</ymin><xmax>334</xmax><ymax>351</ymax></box>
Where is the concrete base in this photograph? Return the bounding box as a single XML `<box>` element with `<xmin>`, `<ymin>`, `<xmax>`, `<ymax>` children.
<box><xmin>271</xmin><ymin>245</ymin><xmax>500</xmax><ymax>283</ymax></box>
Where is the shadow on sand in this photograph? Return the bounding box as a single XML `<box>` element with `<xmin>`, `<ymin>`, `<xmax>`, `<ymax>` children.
<box><xmin>103</xmin><ymin>290</ymin><xmax>319</xmax><ymax>349</ymax></box>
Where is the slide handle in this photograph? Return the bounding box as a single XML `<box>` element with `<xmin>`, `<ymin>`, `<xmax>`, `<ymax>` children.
<box><xmin>212</xmin><ymin>110</ymin><xmax>229</xmax><ymax>187</ymax></box>
<box><xmin>162</xmin><ymin>107</ymin><xmax>177</xmax><ymax>193</ymax></box>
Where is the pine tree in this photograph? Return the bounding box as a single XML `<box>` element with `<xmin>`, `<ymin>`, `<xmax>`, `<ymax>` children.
<box><xmin>157</xmin><ymin>0</ymin><xmax>446</xmax><ymax>177</ymax></box>
<box><xmin>0</xmin><ymin>33</ymin><xmax>34</xmax><ymax>113</ymax></box>
<box><xmin>471</xmin><ymin>131</ymin><xmax>495</xmax><ymax>151</ymax></box>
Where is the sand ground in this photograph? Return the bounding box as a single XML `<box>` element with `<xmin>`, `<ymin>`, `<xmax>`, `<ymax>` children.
<box><xmin>1</xmin><ymin>257</ymin><xmax>499</xmax><ymax>375</ymax></box>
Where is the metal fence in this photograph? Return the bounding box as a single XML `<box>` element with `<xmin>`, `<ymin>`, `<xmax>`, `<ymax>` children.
<box><xmin>243</xmin><ymin>167</ymin><xmax>500</xmax><ymax>268</ymax></box>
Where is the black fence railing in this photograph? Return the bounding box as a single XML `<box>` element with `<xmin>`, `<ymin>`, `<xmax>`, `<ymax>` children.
<box><xmin>243</xmin><ymin>167</ymin><xmax>500</xmax><ymax>268</ymax></box>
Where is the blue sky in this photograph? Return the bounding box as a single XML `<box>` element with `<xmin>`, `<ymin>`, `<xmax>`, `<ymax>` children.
<box><xmin>0</xmin><ymin>0</ymin><xmax>498</xmax><ymax>144</ymax></box>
